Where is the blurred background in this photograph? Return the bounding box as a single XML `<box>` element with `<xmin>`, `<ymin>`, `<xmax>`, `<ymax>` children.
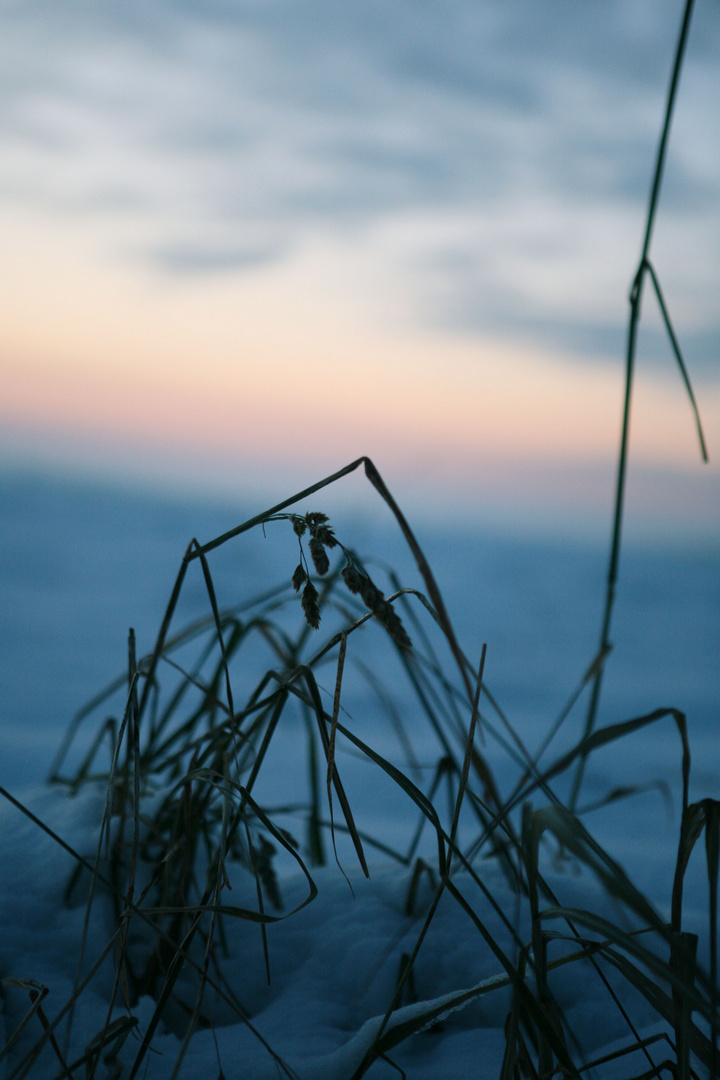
<box><xmin>1</xmin><ymin>0</ymin><xmax>718</xmax><ymax>538</ymax></box>
<box><xmin>1</xmin><ymin>1</ymin><xmax>718</xmax><ymax>789</ymax></box>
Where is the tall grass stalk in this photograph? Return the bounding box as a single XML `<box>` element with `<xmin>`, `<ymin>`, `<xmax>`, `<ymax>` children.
<box><xmin>571</xmin><ymin>0</ymin><xmax>708</xmax><ymax>810</ymax></box>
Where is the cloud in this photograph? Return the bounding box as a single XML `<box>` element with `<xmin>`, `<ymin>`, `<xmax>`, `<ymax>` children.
<box><xmin>0</xmin><ymin>0</ymin><xmax>718</xmax><ymax>368</ymax></box>
<box><xmin>152</xmin><ymin>240</ymin><xmax>283</xmax><ymax>274</ymax></box>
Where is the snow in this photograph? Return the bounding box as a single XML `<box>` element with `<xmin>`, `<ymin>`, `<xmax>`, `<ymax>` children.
<box><xmin>0</xmin><ymin>785</ymin><xmax>669</xmax><ymax>1080</ymax></box>
<box><xmin>0</xmin><ymin>472</ymin><xmax>718</xmax><ymax>1078</ymax></box>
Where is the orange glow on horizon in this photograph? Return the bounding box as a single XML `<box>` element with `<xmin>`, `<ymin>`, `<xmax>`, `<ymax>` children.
<box><xmin>2</xmin><ymin>203</ymin><xmax>718</xmax><ymax>494</ymax></box>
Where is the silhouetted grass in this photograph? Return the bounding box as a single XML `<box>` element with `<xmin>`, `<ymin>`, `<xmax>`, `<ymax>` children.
<box><xmin>1</xmin><ymin>459</ymin><xmax>716</xmax><ymax>1079</ymax></box>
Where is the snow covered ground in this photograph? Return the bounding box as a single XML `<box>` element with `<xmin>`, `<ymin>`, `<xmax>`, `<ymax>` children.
<box><xmin>0</xmin><ymin>784</ymin><xmax>681</xmax><ymax>1080</ymax></box>
<box><xmin>0</xmin><ymin>471</ymin><xmax>718</xmax><ymax>1078</ymax></box>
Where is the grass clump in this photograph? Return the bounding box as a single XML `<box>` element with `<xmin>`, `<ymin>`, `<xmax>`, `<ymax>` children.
<box><xmin>0</xmin><ymin>460</ymin><xmax>716</xmax><ymax>1079</ymax></box>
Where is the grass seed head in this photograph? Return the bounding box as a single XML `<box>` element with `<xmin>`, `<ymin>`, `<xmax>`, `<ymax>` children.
<box><xmin>315</xmin><ymin>525</ymin><xmax>338</xmax><ymax>548</ymax></box>
<box><xmin>292</xmin><ymin>563</ymin><xmax>307</xmax><ymax>592</ymax></box>
<box><xmin>301</xmin><ymin>580</ymin><xmax>321</xmax><ymax>629</ymax></box>
<box><xmin>304</xmin><ymin>511</ymin><xmax>329</xmax><ymax>527</ymax></box>
<box><xmin>342</xmin><ymin>562</ymin><xmax>364</xmax><ymax>595</ymax></box>
<box><xmin>341</xmin><ymin>559</ymin><xmax>411</xmax><ymax>647</ymax></box>
<box><xmin>304</xmin><ymin>511</ymin><xmax>337</xmax><ymax>547</ymax></box>
<box><xmin>309</xmin><ymin>537</ymin><xmax>330</xmax><ymax>576</ymax></box>
<box><xmin>360</xmin><ymin>579</ymin><xmax>381</xmax><ymax>610</ymax></box>
<box><xmin>374</xmin><ymin>599</ymin><xmax>413</xmax><ymax>650</ymax></box>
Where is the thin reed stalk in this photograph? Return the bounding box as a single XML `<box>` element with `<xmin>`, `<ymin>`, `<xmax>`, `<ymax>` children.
<box><xmin>571</xmin><ymin>0</ymin><xmax>707</xmax><ymax>809</ymax></box>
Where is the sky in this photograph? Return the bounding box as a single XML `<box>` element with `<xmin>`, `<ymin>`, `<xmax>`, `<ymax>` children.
<box><xmin>1</xmin><ymin>0</ymin><xmax>719</xmax><ymax>541</ymax></box>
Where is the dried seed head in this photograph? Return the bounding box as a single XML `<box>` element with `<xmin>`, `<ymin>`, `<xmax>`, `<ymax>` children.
<box><xmin>373</xmin><ymin>598</ymin><xmax>392</xmax><ymax>624</ymax></box>
<box><xmin>305</xmin><ymin>511</ymin><xmax>329</xmax><ymax>527</ymax></box>
<box><xmin>301</xmin><ymin>580</ymin><xmax>321</xmax><ymax>629</ymax></box>
<box><xmin>373</xmin><ymin>599</ymin><xmax>412</xmax><ymax>650</ymax></box>
<box><xmin>303</xmin><ymin>511</ymin><xmax>337</xmax><ymax>547</ymax></box>
<box><xmin>292</xmin><ymin>563</ymin><xmax>307</xmax><ymax>592</ymax></box>
<box><xmin>309</xmin><ymin>536</ymin><xmax>330</xmax><ymax>576</ymax></box>
<box><xmin>342</xmin><ymin>562</ymin><xmax>364</xmax><ymax>595</ymax></box>
<box><xmin>360</xmin><ymin>579</ymin><xmax>382</xmax><ymax>610</ymax></box>
<box><xmin>291</xmin><ymin>516</ymin><xmax>307</xmax><ymax>537</ymax></box>
<box><xmin>314</xmin><ymin>524</ymin><xmax>338</xmax><ymax>548</ymax></box>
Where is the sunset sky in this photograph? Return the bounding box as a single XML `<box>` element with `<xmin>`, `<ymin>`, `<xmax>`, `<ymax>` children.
<box><xmin>1</xmin><ymin>0</ymin><xmax>718</xmax><ymax>540</ymax></box>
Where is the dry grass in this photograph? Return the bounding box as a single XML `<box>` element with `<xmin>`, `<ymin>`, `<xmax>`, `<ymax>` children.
<box><xmin>1</xmin><ymin>461</ymin><xmax>717</xmax><ymax>1079</ymax></box>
